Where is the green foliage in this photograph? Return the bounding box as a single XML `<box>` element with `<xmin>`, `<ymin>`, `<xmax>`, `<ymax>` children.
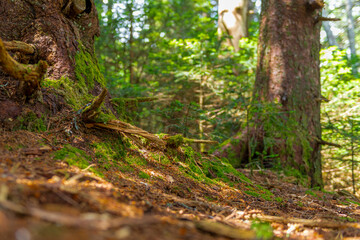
<box><xmin>95</xmin><ymin>0</ymin><xmax>258</xmax><ymax>148</ymax></box>
<box><xmin>250</xmin><ymin>221</ymin><xmax>274</xmax><ymax>240</ymax></box>
<box><xmin>93</xmin><ymin>0</ymin><xmax>360</xmax><ymax>193</ymax></box>
<box><xmin>320</xmin><ymin>46</ymin><xmax>360</xmax><ymax>193</ymax></box>
<box><xmin>139</xmin><ymin>171</ymin><xmax>150</xmax><ymax>179</ymax></box>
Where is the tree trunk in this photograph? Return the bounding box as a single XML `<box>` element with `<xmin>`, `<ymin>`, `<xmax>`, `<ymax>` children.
<box><xmin>322</xmin><ymin>9</ymin><xmax>338</xmax><ymax>47</ymax></box>
<box><xmin>218</xmin><ymin>0</ymin><xmax>324</xmax><ymax>187</ymax></box>
<box><xmin>218</xmin><ymin>0</ymin><xmax>248</xmax><ymax>51</ymax></box>
<box><xmin>345</xmin><ymin>0</ymin><xmax>358</xmax><ymax>76</ymax></box>
<box><xmin>128</xmin><ymin>0</ymin><xmax>136</xmax><ymax>84</ymax></box>
<box><xmin>0</xmin><ymin>0</ymin><xmax>109</xmax><ymax>127</ymax></box>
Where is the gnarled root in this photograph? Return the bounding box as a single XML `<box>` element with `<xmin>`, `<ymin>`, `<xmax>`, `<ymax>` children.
<box><xmin>0</xmin><ymin>38</ymin><xmax>47</xmax><ymax>96</ymax></box>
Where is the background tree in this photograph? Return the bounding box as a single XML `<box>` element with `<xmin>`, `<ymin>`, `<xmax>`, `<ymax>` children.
<box><xmin>218</xmin><ymin>0</ymin><xmax>326</xmax><ymax>187</ymax></box>
<box><xmin>218</xmin><ymin>0</ymin><xmax>249</xmax><ymax>51</ymax></box>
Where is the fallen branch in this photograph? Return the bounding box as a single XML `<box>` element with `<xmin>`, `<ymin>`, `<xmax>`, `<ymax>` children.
<box><xmin>0</xmin><ymin>38</ymin><xmax>47</xmax><ymax>94</ymax></box>
<box><xmin>249</xmin><ymin>214</ymin><xmax>360</xmax><ymax>229</ymax></box>
<box><xmin>163</xmin><ymin>134</ymin><xmax>218</xmax><ymax>148</ymax></box>
<box><xmin>0</xmin><ymin>199</ymin><xmax>160</xmax><ymax>230</ymax></box>
<box><xmin>86</xmin><ymin>120</ymin><xmax>166</xmax><ymax>148</ymax></box>
<box><xmin>111</xmin><ymin>97</ymin><xmax>159</xmax><ymax>104</ymax></box>
<box><xmin>195</xmin><ymin>220</ymin><xmax>256</xmax><ymax>239</ymax></box>
<box><xmin>185</xmin><ymin>139</ymin><xmax>218</xmax><ymax>145</ymax></box>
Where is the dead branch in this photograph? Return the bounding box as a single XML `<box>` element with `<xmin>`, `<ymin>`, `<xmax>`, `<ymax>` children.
<box><xmin>3</xmin><ymin>40</ymin><xmax>35</xmax><ymax>55</ymax></box>
<box><xmin>0</xmin><ymin>38</ymin><xmax>47</xmax><ymax>94</ymax></box>
<box><xmin>81</xmin><ymin>88</ymin><xmax>108</xmax><ymax>122</ymax></box>
<box><xmin>185</xmin><ymin>139</ymin><xmax>218</xmax><ymax>145</ymax></box>
<box><xmin>195</xmin><ymin>220</ymin><xmax>256</xmax><ymax>239</ymax></box>
<box><xmin>318</xmin><ymin>17</ymin><xmax>341</xmax><ymax>21</ymax></box>
<box><xmin>0</xmin><ymin>199</ymin><xmax>160</xmax><ymax>230</ymax></box>
<box><xmin>317</xmin><ymin>139</ymin><xmax>342</xmax><ymax>148</ymax></box>
<box><xmin>316</xmin><ymin>17</ymin><xmax>341</xmax><ymax>23</ymax></box>
<box><xmin>316</xmin><ymin>95</ymin><xmax>330</xmax><ymax>102</ymax></box>
<box><xmin>86</xmin><ymin>119</ymin><xmax>166</xmax><ymax>148</ymax></box>
<box><xmin>249</xmin><ymin>214</ymin><xmax>360</xmax><ymax>229</ymax></box>
<box><xmin>111</xmin><ymin>97</ymin><xmax>159</xmax><ymax>104</ymax></box>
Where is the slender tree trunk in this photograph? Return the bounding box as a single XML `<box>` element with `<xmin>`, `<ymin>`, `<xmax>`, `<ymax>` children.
<box><xmin>322</xmin><ymin>9</ymin><xmax>338</xmax><ymax>47</ymax></box>
<box><xmin>218</xmin><ymin>0</ymin><xmax>248</xmax><ymax>51</ymax></box>
<box><xmin>128</xmin><ymin>0</ymin><xmax>136</xmax><ymax>84</ymax></box>
<box><xmin>345</xmin><ymin>0</ymin><xmax>358</xmax><ymax>75</ymax></box>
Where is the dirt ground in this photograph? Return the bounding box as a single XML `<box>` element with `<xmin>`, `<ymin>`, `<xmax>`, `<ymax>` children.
<box><xmin>1</xmin><ymin>129</ymin><xmax>360</xmax><ymax>240</ymax></box>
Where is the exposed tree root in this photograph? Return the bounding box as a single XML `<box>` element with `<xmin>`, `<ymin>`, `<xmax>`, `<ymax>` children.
<box><xmin>0</xmin><ymin>38</ymin><xmax>47</xmax><ymax>95</ymax></box>
<box><xmin>3</xmin><ymin>40</ymin><xmax>36</xmax><ymax>55</ymax></box>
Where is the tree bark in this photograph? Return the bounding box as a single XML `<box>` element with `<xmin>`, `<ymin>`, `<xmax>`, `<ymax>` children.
<box><xmin>254</xmin><ymin>0</ymin><xmax>324</xmax><ymax>187</ymax></box>
<box><xmin>218</xmin><ymin>0</ymin><xmax>324</xmax><ymax>187</ymax></box>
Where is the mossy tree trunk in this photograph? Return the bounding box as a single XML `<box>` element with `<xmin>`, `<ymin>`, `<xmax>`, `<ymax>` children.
<box><xmin>218</xmin><ymin>0</ymin><xmax>324</xmax><ymax>187</ymax></box>
<box><xmin>255</xmin><ymin>0</ymin><xmax>323</xmax><ymax>187</ymax></box>
<box><xmin>0</xmin><ymin>0</ymin><xmax>109</xmax><ymax>126</ymax></box>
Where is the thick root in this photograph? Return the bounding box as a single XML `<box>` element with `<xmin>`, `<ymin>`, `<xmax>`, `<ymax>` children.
<box><xmin>0</xmin><ymin>38</ymin><xmax>47</xmax><ymax>96</ymax></box>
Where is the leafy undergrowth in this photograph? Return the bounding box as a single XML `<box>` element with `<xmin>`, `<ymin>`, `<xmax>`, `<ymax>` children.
<box><xmin>1</xmin><ymin>125</ymin><xmax>360</xmax><ymax>239</ymax></box>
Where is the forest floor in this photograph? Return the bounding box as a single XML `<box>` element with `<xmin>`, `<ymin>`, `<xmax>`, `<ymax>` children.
<box><xmin>1</xmin><ymin>127</ymin><xmax>360</xmax><ymax>240</ymax></box>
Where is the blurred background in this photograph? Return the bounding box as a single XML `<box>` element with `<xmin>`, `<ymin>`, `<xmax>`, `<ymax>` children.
<box><xmin>93</xmin><ymin>0</ymin><xmax>360</xmax><ymax>194</ymax></box>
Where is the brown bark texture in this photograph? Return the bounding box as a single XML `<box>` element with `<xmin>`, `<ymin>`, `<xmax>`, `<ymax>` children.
<box><xmin>219</xmin><ymin>0</ymin><xmax>324</xmax><ymax>187</ymax></box>
<box><xmin>0</xmin><ymin>0</ymin><xmax>99</xmax><ymax>80</ymax></box>
<box><xmin>0</xmin><ymin>0</ymin><xmax>105</xmax><ymax>124</ymax></box>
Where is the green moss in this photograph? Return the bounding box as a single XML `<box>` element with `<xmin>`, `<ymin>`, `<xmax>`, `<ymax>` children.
<box><xmin>92</xmin><ymin>140</ymin><xmax>125</xmax><ymax>162</ymax></box>
<box><xmin>118</xmin><ymin>165</ymin><xmax>134</xmax><ymax>173</ymax></box>
<box><xmin>305</xmin><ymin>189</ymin><xmax>317</xmax><ymax>197</ymax></box>
<box><xmin>339</xmin><ymin>216</ymin><xmax>357</xmax><ymax>222</ymax></box>
<box><xmin>139</xmin><ymin>171</ymin><xmax>150</xmax><ymax>179</ymax></box>
<box><xmin>42</xmin><ymin>42</ymin><xmax>107</xmax><ymax>114</ymax></box>
<box><xmin>346</xmin><ymin>199</ymin><xmax>360</xmax><ymax>206</ymax></box>
<box><xmin>244</xmin><ymin>190</ymin><xmax>272</xmax><ymax>201</ymax></box>
<box><xmin>42</xmin><ymin>76</ymin><xmax>93</xmax><ymax>110</ymax></box>
<box><xmin>16</xmin><ymin>111</ymin><xmax>46</xmax><ymax>132</ymax></box>
<box><xmin>166</xmin><ymin>134</ymin><xmax>185</xmax><ymax>148</ymax></box>
<box><xmin>53</xmin><ymin>144</ymin><xmax>91</xmax><ymax>169</ymax></box>
<box><xmin>75</xmin><ymin>41</ymin><xmax>106</xmax><ymax>88</ymax></box>
<box><xmin>125</xmin><ymin>154</ymin><xmax>148</xmax><ymax>166</ymax></box>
